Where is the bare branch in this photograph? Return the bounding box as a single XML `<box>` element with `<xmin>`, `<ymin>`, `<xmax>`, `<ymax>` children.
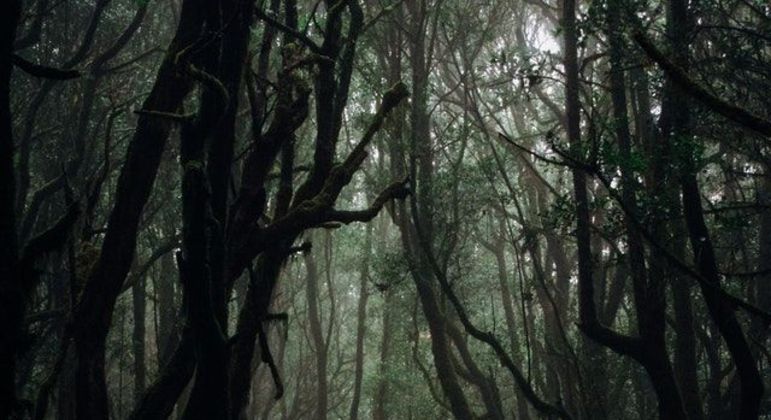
<box><xmin>12</xmin><ymin>54</ymin><xmax>80</xmax><ymax>80</ymax></box>
<box><xmin>325</xmin><ymin>178</ymin><xmax>410</xmax><ymax>224</ymax></box>
<box><xmin>133</xmin><ymin>109</ymin><xmax>195</xmax><ymax>123</ymax></box>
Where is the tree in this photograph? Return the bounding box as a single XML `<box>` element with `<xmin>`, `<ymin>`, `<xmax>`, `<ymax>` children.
<box><xmin>4</xmin><ymin>0</ymin><xmax>770</xmax><ymax>418</ymax></box>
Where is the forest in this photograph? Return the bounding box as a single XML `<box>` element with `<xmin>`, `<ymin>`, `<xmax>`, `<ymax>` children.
<box><xmin>1</xmin><ymin>0</ymin><xmax>770</xmax><ymax>418</ymax></box>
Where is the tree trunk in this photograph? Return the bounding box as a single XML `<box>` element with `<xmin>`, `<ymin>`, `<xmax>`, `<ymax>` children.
<box><xmin>0</xmin><ymin>1</ymin><xmax>22</xmax><ymax>417</ymax></box>
<box><xmin>228</xmin><ymin>250</ymin><xmax>285</xmax><ymax>419</ymax></box>
<box><xmin>411</xmin><ymin>271</ymin><xmax>474</xmax><ymax>419</ymax></box>
<box><xmin>177</xmin><ymin>117</ymin><xmax>227</xmax><ymax>420</ymax></box>
<box><xmin>446</xmin><ymin>324</ymin><xmax>504</xmax><ymax>420</ymax></box>
<box><xmin>666</xmin><ymin>0</ymin><xmax>763</xmax><ymax>417</ymax></box>
<box><xmin>304</xmin><ymin>241</ymin><xmax>328</xmax><ymax>420</ymax></box>
<box><xmin>488</xmin><ymin>235</ymin><xmax>530</xmax><ymax>420</ymax></box>
<box><xmin>156</xmin><ymin>252</ymin><xmax>178</xmax><ymax>368</ymax></box>
<box><xmin>71</xmin><ymin>1</ymin><xmax>204</xmax><ymax>416</ymax></box>
<box><xmin>128</xmin><ymin>326</ymin><xmax>195</xmax><ymax>420</ymax></box>
<box><xmin>348</xmin><ymin>224</ymin><xmax>371</xmax><ymax>420</ymax></box>
<box><xmin>399</xmin><ymin>2</ymin><xmax>474</xmax><ymax>417</ymax></box>
<box><xmin>132</xmin><ymin>277</ymin><xmax>147</xmax><ymax>402</ymax></box>
<box><xmin>372</xmin><ymin>285</ymin><xmax>393</xmax><ymax>420</ymax></box>
<box><xmin>565</xmin><ymin>0</ymin><xmax>687</xmax><ymax>416</ymax></box>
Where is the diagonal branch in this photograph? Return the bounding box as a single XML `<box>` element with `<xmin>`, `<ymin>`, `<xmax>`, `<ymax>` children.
<box><xmin>254</xmin><ymin>7</ymin><xmax>324</xmax><ymax>55</ymax></box>
<box><xmin>20</xmin><ymin>203</ymin><xmax>80</xmax><ymax>268</ymax></box>
<box><xmin>20</xmin><ymin>203</ymin><xmax>80</xmax><ymax>298</ymax></box>
<box><xmin>408</xmin><ymin>194</ymin><xmax>573</xmax><ymax>420</ymax></box>
<box><xmin>12</xmin><ymin>54</ymin><xmax>80</xmax><ymax>79</ymax></box>
<box><xmin>324</xmin><ymin>178</ymin><xmax>410</xmax><ymax>225</ymax></box>
<box><xmin>120</xmin><ymin>236</ymin><xmax>181</xmax><ymax>293</ymax></box>
<box><xmin>634</xmin><ymin>32</ymin><xmax>771</xmax><ymax>137</ymax></box>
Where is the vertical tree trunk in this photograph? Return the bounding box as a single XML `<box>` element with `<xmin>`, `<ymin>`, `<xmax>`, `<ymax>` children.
<box><xmin>412</xmin><ymin>273</ymin><xmax>474</xmax><ymax>418</ymax></box>
<box><xmin>304</xmin><ymin>243</ymin><xmax>328</xmax><ymax>420</ymax></box>
<box><xmin>228</xmin><ymin>250</ymin><xmax>286</xmax><ymax>419</ymax></box>
<box><xmin>373</xmin><ymin>14</ymin><xmax>403</xmax><ymax>420</ymax></box>
<box><xmin>651</xmin><ymin>3</ymin><xmax>703</xmax><ymax>419</ymax></box>
<box><xmin>0</xmin><ymin>2</ymin><xmax>22</xmax><ymax>418</ymax></box>
<box><xmin>488</xmin><ymin>234</ymin><xmax>530</xmax><ymax>420</ymax></box>
<box><xmin>177</xmin><ymin>117</ymin><xmax>228</xmax><ymax>420</ymax></box>
<box><xmin>156</xmin><ymin>252</ymin><xmax>178</xmax><ymax>368</ymax></box>
<box><xmin>132</xmin><ymin>277</ymin><xmax>147</xmax><ymax>402</ymax></box>
<box><xmin>372</xmin><ymin>285</ymin><xmax>393</xmax><ymax>420</ymax></box>
<box><xmin>749</xmin><ymin>170</ymin><xmax>771</xmax><ymax>348</ymax></box>
<box><xmin>400</xmin><ymin>2</ymin><xmax>474</xmax><ymax>418</ymax></box>
<box><xmin>348</xmin><ymin>224</ymin><xmax>372</xmax><ymax>420</ymax></box>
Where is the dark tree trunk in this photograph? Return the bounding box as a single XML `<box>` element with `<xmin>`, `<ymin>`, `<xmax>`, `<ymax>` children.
<box><xmin>411</xmin><ymin>271</ymin><xmax>474</xmax><ymax>418</ymax></box>
<box><xmin>565</xmin><ymin>0</ymin><xmax>687</xmax><ymax>416</ymax></box>
<box><xmin>177</xmin><ymin>114</ymin><xmax>227</xmax><ymax>420</ymax></box>
<box><xmin>0</xmin><ymin>2</ymin><xmax>23</xmax><ymax>418</ymax></box>
<box><xmin>652</xmin><ymin>3</ymin><xmax>703</xmax><ymax>419</ymax></box>
<box><xmin>446</xmin><ymin>324</ymin><xmax>505</xmax><ymax>420</ymax></box>
<box><xmin>665</xmin><ymin>0</ymin><xmax>763</xmax><ymax>417</ymax></box>
<box><xmin>70</xmin><ymin>1</ymin><xmax>204</xmax><ymax>416</ymax></box>
<box><xmin>128</xmin><ymin>326</ymin><xmax>195</xmax><ymax>420</ymax></box>
<box><xmin>228</xmin><ymin>250</ymin><xmax>286</xmax><ymax>419</ymax></box>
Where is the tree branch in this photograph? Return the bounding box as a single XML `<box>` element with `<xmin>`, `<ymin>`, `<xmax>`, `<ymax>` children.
<box><xmin>253</xmin><ymin>7</ymin><xmax>324</xmax><ymax>55</ymax></box>
<box><xmin>633</xmin><ymin>32</ymin><xmax>771</xmax><ymax>137</ymax></box>
<box><xmin>20</xmin><ymin>203</ymin><xmax>80</xmax><ymax>268</ymax></box>
<box><xmin>12</xmin><ymin>54</ymin><xmax>80</xmax><ymax>80</ymax></box>
<box><xmin>324</xmin><ymin>178</ymin><xmax>410</xmax><ymax>224</ymax></box>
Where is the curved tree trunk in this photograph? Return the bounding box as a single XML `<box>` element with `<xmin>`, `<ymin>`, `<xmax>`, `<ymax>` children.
<box><xmin>565</xmin><ymin>0</ymin><xmax>686</xmax><ymax>417</ymax></box>
<box><xmin>71</xmin><ymin>1</ymin><xmax>204</xmax><ymax>416</ymax></box>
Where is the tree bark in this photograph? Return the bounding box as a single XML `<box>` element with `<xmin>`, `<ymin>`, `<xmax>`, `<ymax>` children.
<box><xmin>666</xmin><ymin>0</ymin><xmax>763</xmax><ymax>417</ymax></box>
<box><xmin>0</xmin><ymin>2</ymin><xmax>23</xmax><ymax>417</ymax></box>
<box><xmin>304</xmin><ymin>241</ymin><xmax>328</xmax><ymax>420</ymax></box>
<box><xmin>177</xmin><ymin>117</ymin><xmax>228</xmax><ymax>420</ymax></box>
<box><xmin>348</xmin><ymin>224</ymin><xmax>371</xmax><ymax>420</ymax></box>
<box><xmin>71</xmin><ymin>1</ymin><xmax>204</xmax><ymax>416</ymax></box>
<box><xmin>487</xmin><ymin>234</ymin><xmax>531</xmax><ymax>420</ymax></box>
<box><xmin>565</xmin><ymin>0</ymin><xmax>687</xmax><ymax>416</ymax></box>
<box><xmin>132</xmin><ymin>277</ymin><xmax>147</xmax><ymax>402</ymax></box>
<box><xmin>372</xmin><ymin>285</ymin><xmax>393</xmax><ymax>420</ymax></box>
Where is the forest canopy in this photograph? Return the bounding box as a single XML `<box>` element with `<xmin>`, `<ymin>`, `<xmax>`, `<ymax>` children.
<box><xmin>1</xmin><ymin>0</ymin><xmax>770</xmax><ymax>419</ymax></box>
